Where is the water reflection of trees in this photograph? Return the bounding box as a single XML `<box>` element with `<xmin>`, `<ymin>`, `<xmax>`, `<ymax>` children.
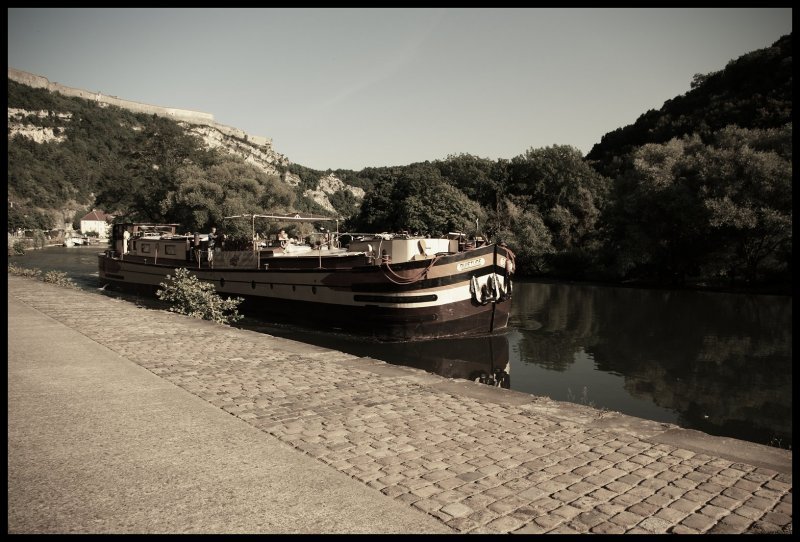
<box><xmin>512</xmin><ymin>282</ymin><xmax>792</xmax><ymax>444</ymax></box>
<box><xmin>510</xmin><ymin>281</ymin><xmax>601</xmax><ymax>371</ymax></box>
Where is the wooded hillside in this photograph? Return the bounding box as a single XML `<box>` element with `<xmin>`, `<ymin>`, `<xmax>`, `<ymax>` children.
<box><xmin>7</xmin><ymin>34</ymin><xmax>791</xmax><ymax>292</ymax></box>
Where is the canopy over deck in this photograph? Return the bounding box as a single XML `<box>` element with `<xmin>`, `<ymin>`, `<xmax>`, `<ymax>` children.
<box><xmin>224</xmin><ymin>213</ymin><xmax>339</xmax><ymax>223</ymax></box>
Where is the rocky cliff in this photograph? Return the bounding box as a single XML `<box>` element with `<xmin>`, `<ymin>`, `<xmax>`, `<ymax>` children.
<box><xmin>8</xmin><ymin>67</ymin><xmax>364</xmax><ymax>214</ymax></box>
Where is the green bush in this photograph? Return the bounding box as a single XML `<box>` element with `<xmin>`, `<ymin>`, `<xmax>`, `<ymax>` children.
<box><xmin>12</xmin><ymin>241</ymin><xmax>26</xmax><ymax>255</ymax></box>
<box><xmin>156</xmin><ymin>267</ymin><xmax>243</xmax><ymax>325</ymax></box>
<box><xmin>42</xmin><ymin>270</ymin><xmax>78</xmax><ymax>288</ymax></box>
<box><xmin>7</xmin><ymin>263</ymin><xmax>42</xmax><ymax>279</ymax></box>
<box><xmin>8</xmin><ymin>264</ymin><xmax>78</xmax><ymax>289</ymax></box>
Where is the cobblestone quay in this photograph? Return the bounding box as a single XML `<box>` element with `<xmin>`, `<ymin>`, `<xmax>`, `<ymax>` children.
<box><xmin>8</xmin><ymin>276</ymin><xmax>792</xmax><ymax>534</ymax></box>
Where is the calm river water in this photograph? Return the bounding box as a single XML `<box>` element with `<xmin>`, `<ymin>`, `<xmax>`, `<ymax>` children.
<box><xmin>11</xmin><ymin>246</ymin><xmax>793</xmax><ymax>448</ymax></box>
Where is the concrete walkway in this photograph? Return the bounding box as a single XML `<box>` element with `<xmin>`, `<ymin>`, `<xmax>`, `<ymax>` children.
<box><xmin>7</xmin><ymin>276</ymin><xmax>792</xmax><ymax>534</ymax></box>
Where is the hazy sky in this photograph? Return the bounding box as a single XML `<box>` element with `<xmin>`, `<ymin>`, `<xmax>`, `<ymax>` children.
<box><xmin>7</xmin><ymin>8</ymin><xmax>792</xmax><ymax>171</ymax></box>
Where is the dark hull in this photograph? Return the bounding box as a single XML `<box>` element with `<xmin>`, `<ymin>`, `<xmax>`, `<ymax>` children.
<box><xmin>235</xmin><ymin>293</ymin><xmax>512</xmax><ymax>341</ymax></box>
<box><xmin>98</xmin><ymin>243</ymin><xmax>514</xmax><ymax>341</ymax></box>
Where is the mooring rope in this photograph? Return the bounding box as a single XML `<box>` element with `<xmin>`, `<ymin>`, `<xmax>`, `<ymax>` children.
<box><xmin>380</xmin><ymin>254</ymin><xmax>441</xmax><ymax>285</ymax></box>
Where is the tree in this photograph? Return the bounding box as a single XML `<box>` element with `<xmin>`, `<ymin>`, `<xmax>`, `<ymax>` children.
<box><xmin>507</xmin><ymin>145</ymin><xmax>610</xmax><ymax>251</ymax></box>
<box><xmin>327</xmin><ymin>188</ymin><xmax>359</xmax><ymax>219</ymax></box>
<box><xmin>159</xmin><ymin>158</ymin><xmax>297</xmax><ymax>249</ymax></box>
<box><xmin>602</xmin><ymin>136</ymin><xmax>714</xmax><ymax>283</ymax></box>
<box><xmin>436</xmin><ymin>153</ymin><xmax>499</xmax><ymax>208</ymax></box>
<box><xmin>352</xmin><ymin>163</ymin><xmax>484</xmax><ymax>235</ymax></box>
<box><xmin>490</xmin><ymin>200</ymin><xmax>554</xmax><ymax>274</ymax></box>
<box><xmin>601</xmin><ymin>125</ymin><xmax>792</xmax><ymax>286</ymax></box>
<box><xmin>503</xmin><ymin>145</ymin><xmax>611</xmax><ymax>277</ymax></box>
<box><xmin>351</xmin><ymin>178</ymin><xmax>395</xmax><ymax>232</ymax></box>
<box><xmin>697</xmin><ymin>125</ymin><xmax>792</xmax><ymax>284</ymax></box>
<box><xmin>7</xmin><ymin>205</ymin><xmax>52</xmax><ymax>232</ymax></box>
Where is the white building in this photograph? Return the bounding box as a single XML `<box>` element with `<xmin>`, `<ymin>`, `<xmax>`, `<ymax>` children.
<box><xmin>80</xmin><ymin>209</ymin><xmax>113</xmax><ymax>238</ymax></box>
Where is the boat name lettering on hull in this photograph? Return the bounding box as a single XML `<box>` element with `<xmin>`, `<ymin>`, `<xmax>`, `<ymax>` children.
<box><xmin>457</xmin><ymin>258</ymin><xmax>485</xmax><ymax>272</ymax></box>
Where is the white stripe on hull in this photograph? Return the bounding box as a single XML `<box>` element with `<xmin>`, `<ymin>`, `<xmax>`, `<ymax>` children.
<box><xmin>100</xmin><ymin>261</ymin><xmax>485</xmax><ymax>308</ymax></box>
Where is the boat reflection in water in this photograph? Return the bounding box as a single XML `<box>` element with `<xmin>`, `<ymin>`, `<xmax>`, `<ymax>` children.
<box><xmin>239</xmin><ymin>318</ymin><xmax>511</xmax><ymax>389</ymax></box>
<box><xmin>393</xmin><ymin>333</ymin><xmax>511</xmax><ymax>389</ymax></box>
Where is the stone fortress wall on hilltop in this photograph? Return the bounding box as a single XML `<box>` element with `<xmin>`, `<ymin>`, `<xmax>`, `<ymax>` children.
<box><xmin>7</xmin><ymin>67</ymin><xmax>273</xmax><ymax>149</ymax></box>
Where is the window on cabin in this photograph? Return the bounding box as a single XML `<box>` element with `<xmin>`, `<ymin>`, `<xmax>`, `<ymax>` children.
<box><xmin>141</xmin><ymin>243</ymin><xmax>150</xmax><ymax>253</ymax></box>
<box><xmin>165</xmin><ymin>245</ymin><xmax>176</xmax><ymax>255</ymax></box>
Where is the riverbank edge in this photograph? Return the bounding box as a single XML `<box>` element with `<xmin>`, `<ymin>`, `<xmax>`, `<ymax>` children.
<box><xmin>7</xmin><ymin>273</ymin><xmax>791</xmax><ymax>473</ymax></box>
<box><xmin>7</xmin><ymin>275</ymin><xmax>792</xmax><ymax>534</ymax></box>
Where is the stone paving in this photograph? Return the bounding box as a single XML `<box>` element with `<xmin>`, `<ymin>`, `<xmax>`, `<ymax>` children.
<box><xmin>7</xmin><ymin>276</ymin><xmax>792</xmax><ymax>534</ymax></box>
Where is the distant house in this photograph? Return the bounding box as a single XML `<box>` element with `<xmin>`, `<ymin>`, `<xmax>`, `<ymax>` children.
<box><xmin>80</xmin><ymin>209</ymin><xmax>114</xmax><ymax>238</ymax></box>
